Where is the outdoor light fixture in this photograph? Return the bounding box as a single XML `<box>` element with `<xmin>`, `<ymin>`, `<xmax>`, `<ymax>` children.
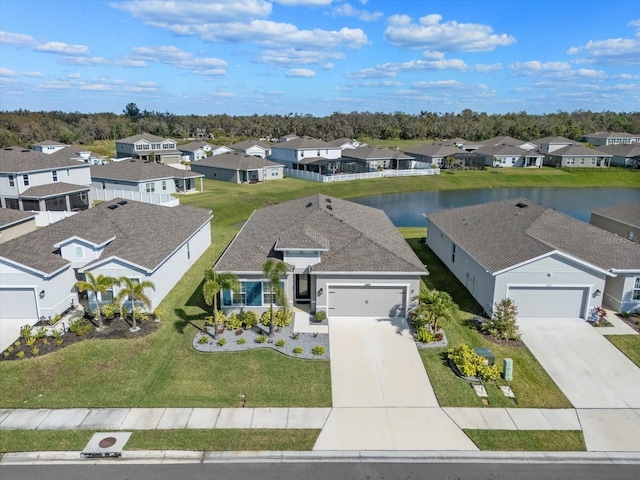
<box><xmin>39</xmin><ymin>290</ymin><xmax>45</xmax><ymax>299</ymax></box>
<box><xmin>593</xmin><ymin>289</ymin><xmax>602</xmax><ymax>297</ymax></box>
<box><xmin>317</xmin><ymin>288</ymin><xmax>324</xmax><ymax>296</ymax></box>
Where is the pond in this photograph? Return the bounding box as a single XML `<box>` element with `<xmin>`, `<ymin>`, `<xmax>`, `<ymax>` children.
<box><xmin>351</xmin><ymin>187</ymin><xmax>640</xmax><ymax>227</ymax></box>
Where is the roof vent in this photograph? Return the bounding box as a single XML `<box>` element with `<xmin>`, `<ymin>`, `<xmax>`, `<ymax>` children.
<box><xmin>107</xmin><ymin>205</ymin><xmax>118</xmax><ymax>210</ymax></box>
<box><xmin>117</xmin><ymin>200</ymin><xmax>128</xmax><ymax>205</ymax></box>
<box><xmin>306</xmin><ymin>202</ymin><xmax>313</xmax><ymax>208</ymax></box>
<box><xmin>515</xmin><ymin>202</ymin><xmax>528</xmax><ymax>208</ymax></box>
<box><xmin>327</xmin><ymin>205</ymin><xmax>333</xmax><ymax>211</ymax></box>
<box><xmin>326</xmin><ymin>198</ymin><xmax>332</xmax><ymax>203</ymax></box>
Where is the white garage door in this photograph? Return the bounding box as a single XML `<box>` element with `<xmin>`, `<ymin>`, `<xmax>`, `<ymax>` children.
<box><xmin>328</xmin><ymin>285</ymin><xmax>406</xmax><ymax>317</ymax></box>
<box><xmin>507</xmin><ymin>286</ymin><xmax>587</xmax><ymax>318</ymax></box>
<box><xmin>0</xmin><ymin>288</ymin><xmax>38</xmax><ymax>320</ymax></box>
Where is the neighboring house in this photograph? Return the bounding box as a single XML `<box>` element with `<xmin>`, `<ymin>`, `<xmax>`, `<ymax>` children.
<box><xmin>190</xmin><ymin>152</ymin><xmax>284</xmax><ymax>183</ymax></box>
<box><xmin>533</xmin><ymin>136</ymin><xmax>576</xmax><ymax>154</ymax></box>
<box><xmin>229</xmin><ymin>139</ymin><xmax>272</xmax><ymax>158</ymax></box>
<box><xmin>543</xmin><ymin>144</ymin><xmax>612</xmax><ymax>168</ymax></box>
<box><xmin>49</xmin><ymin>146</ymin><xmax>108</xmax><ymax>165</ymax></box>
<box><xmin>405</xmin><ymin>144</ymin><xmax>462</xmax><ymax>168</ymax></box>
<box><xmin>215</xmin><ymin>194</ymin><xmax>427</xmax><ymax>318</ymax></box>
<box><xmin>479</xmin><ymin>135</ymin><xmax>538</xmax><ymax>151</ymax></box>
<box><xmin>438</xmin><ymin>137</ymin><xmax>470</xmax><ymax>149</ymax></box>
<box><xmin>0</xmin><ymin>199</ymin><xmax>212</xmax><ymax>350</ymax></box>
<box><xmin>279</xmin><ymin>134</ymin><xmax>300</xmax><ymax>142</ymax></box>
<box><xmin>269</xmin><ymin>136</ymin><xmax>342</xmax><ymax>168</ymax></box>
<box><xmin>425</xmin><ymin>198</ymin><xmax>640</xmax><ymax>317</ymax></box>
<box><xmin>31</xmin><ymin>140</ymin><xmax>69</xmax><ymax>154</ymax></box>
<box><xmin>115</xmin><ymin>133</ymin><xmax>182</xmax><ymax>164</ymax></box>
<box><xmin>328</xmin><ymin>138</ymin><xmax>362</xmax><ymax>150</ymax></box>
<box><xmin>178</xmin><ymin>141</ymin><xmax>215</xmax><ymax>162</ymax></box>
<box><xmin>597</xmin><ymin>144</ymin><xmax>640</xmax><ymax>168</ymax></box>
<box><xmin>341</xmin><ymin>146</ymin><xmax>414</xmax><ymax>170</ymax></box>
<box><xmin>210</xmin><ymin>145</ymin><xmax>235</xmax><ymax>156</ymax></box>
<box><xmin>475</xmin><ymin>144</ymin><xmax>544</xmax><ymax>168</ymax></box>
<box><xmin>0</xmin><ymin>146</ymin><xmax>92</xmax><ymax>212</ymax></box>
<box><xmin>581</xmin><ymin>131</ymin><xmax>640</xmax><ymax>146</ymax></box>
<box><xmin>90</xmin><ymin>159</ymin><xmax>204</xmax><ymax>194</ymax></box>
<box><xmin>591</xmin><ymin>203</ymin><xmax>640</xmax><ymax>243</ymax></box>
<box><xmin>0</xmin><ymin>208</ymin><xmax>37</xmax><ymax>243</ymax></box>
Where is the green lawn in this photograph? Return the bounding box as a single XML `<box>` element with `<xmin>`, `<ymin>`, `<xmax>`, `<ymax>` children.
<box><xmin>606</xmin><ymin>335</ymin><xmax>640</xmax><ymax>368</ymax></box>
<box><xmin>0</xmin><ymin>429</ymin><xmax>320</xmax><ymax>453</ymax></box>
<box><xmin>465</xmin><ymin>430</ymin><xmax>586</xmax><ymax>451</ymax></box>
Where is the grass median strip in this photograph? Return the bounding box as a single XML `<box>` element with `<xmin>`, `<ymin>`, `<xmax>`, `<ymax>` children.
<box><xmin>606</xmin><ymin>335</ymin><xmax>640</xmax><ymax>368</ymax></box>
<box><xmin>0</xmin><ymin>429</ymin><xmax>320</xmax><ymax>453</ymax></box>
<box><xmin>464</xmin><ymin>430</ymin><xmax>586</xmax><ymax>451</ymax></box>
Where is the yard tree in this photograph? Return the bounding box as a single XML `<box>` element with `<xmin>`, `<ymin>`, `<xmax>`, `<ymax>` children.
<box><xmin>415</xmin><ymin>288</ymin><xmax>458</xmax><ymax>332</ymax></box>
<box><xmin>116</xmin><ymin>276</ymin><xmax>155</xmax><ymax>332</ymax></box>
<box><xmin>262</xmin><ymin>258</ymin><xmax>288</xmax><ymax>338</ymax></box>
<box><xmin>202</xmin><ymin>269</ymin><xmax>239</xmax><ymax>340</ymax></box>
<box><xmin>74</xmin><ymin>272</ymin><xmax>117</xmax><ymax>332</ymax></box>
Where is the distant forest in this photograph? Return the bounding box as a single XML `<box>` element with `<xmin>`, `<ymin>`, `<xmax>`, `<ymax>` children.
<box><xmin>1</xmin><ymin>106</ymin><xmax>639</xmax><ymax>148</ymax></box>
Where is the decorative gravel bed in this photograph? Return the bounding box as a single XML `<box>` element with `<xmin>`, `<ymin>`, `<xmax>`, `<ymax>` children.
<box><xmin>192</xmin><ymin>322</ymin><xmax>329</xmax><ymax>360</ymax></box>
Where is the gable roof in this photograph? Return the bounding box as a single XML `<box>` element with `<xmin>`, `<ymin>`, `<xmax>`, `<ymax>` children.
<box><xmin>532</xmin><ymin>136</ymin><xmax>576</xmax><ymax>146</ymax></box>
<box><xmin>271</xmin><ymin>136</ymin><xmax>336</xmax><ymax>150</ymax></box>
<box><xmin>177</xmin><ymin>141</ymin><xmax>213</xmax><ymax>152</ymax></box>
<box><xmin>0</xmin><ymin>199</ymin><xmax>212</xmax><ymax>275</ymax></box>
<box><xmin>591</xmin><ymin>203</ymin><xmax>640</xmax><ymax>230</ymax></box>
<box><xmin>229</xmin><ymin>139</ymin><xmax>271</xmax><ymax>151</ymax></box>
<box><xmin>426</xmin><ymin>198</ymin><xmax>640</xmax><ymax>274</ymax></box>
<box><xmin>582</xmin><ymin>131</ymin><xmax>638</xmax><ymax>139</ymax></box>
<box><xmin>116</xmin><ymin>133</ymin><xmax>175</xmax><ymax>144</ymax></box>
<box><xmin>597</xmin><ymin>144</ymin><xmax>640</xmax><ymax>157</ymax></box>
<box><xmin>90</xmin><ymin>159</ymin><xmax>203</xmax><ymax>182</ymax></box>
<box><xmin>405</xmin><ymin>144</ymin><xmax>461</xmax><ymax>157</ymax></box>
<box><xmin>215</xmin><ymin>194</ymin><xmax>427</xmax><ymax>274</ymax></box>
<box><xmin>21</xmin><ymin>182</ymin><xmax>90</xmax><ymax>199</ymax></box>
<box><xmin>32</xmin><ymin>140</ymin><xmax>68</xmax><ymax>147</ymax></box>
<box><xmin>0</xmin><ymin>208</ymin><xmax>37</xmax><ymax>229</ymax></box>
<box><xmin>341</xmin><ymin>146</ymin><xmax>414</xmax><ymax>161</ymax></box>
<box><xmin>480</xmin><ymin>135</ymin><xmax>527</xmax><ymax>147</ymax></box>
<box><xmin>548</xmin><ymin>144</ymin><xmax>611</xmax><ymax>157</ymax></box>
<box><xmin>192</xmin><ymin>152</ymin><xmax>282</xmax><ymax>170</ymax></box>
<box><xmin>0</xmin><ymin>147</ymin><xmax>90</xmax><ymax>174</ymax></box>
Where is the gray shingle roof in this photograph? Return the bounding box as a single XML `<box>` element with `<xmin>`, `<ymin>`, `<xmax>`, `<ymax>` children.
<box><xmin>583</xmin><ymin>131</ymin><xmax>637</xmax><ymax>139</ymax></box>
<box><xmin>177</xmin><ymin>141</ymin><xmax>213</xmax><ymax>153</ymax></box>
<box><xmin>215</xmin><ymin>194</ymin><xmax>427</xmax><ymax>274</ymax></box>
<box><xmin>90</xmin><ymin>160</ymin><xmax>203</xmax><ymax>182</ymax></box>
<box><xmin>0</xmin><ymin>208</ymin><xmax>37</xmax><ymax>229</ymax></box>
<box><xmin>532</xmin><ymin>136</ymin><xmax>576</xmax><ymax>146</ymax></box>
<box><xmin>229</xmin><ymin>139</ymin><xmax>271</xmax><ymax>151</ymax></box>
<box><xmin>20</xmin><ymin>182</ymin><xmax>90</xmax><ymax>199</ymax></box>
<box><xmin>271</xmin><ymin>136</ymin><xmax>336</xmax><ymax>150</ymax></box>
<box><xmin>480</xmin><ymin>135</ymin><xmax>527</xmax><ymax>146</ymax></box>
<box><xmin>597</xmin><ymin>144</ymin><xmax>640</xmax><ymax>157</ymax></box>
<box><xmin>341</xmin><ymin>146</ymin><xmax>414</xmax><ymax>161</ymax></box>
<box><xmin>426</xmin><ymin>198</ymin><xmax>640</xmax><ymax>273</ymax></box>
<box><xmin>549</xmin><ymin>144</ymin><xmax>611</xmax><ymax>157</ymax></box>
<box><xmin>405</xmin><ymin>144</ymin><xmax>461</xmax><ymax>157</ymax></box>
<box><xmin>32</xmin><ymin>140</ymin><xmax>68</xmax><ymax>147</ymax></box>
<box><xmin>0</xmin><ymin>147</ymin><xmax>90</xmax><ymax>174</ymax></box>
<box><xmin>591</xmin><ymin>203</ymin><xmax>640</xmax><ymax>230</ymax></box>
<box><xmin>0</xmin><ymin>199</ymin><xmax>212</xmax><ymax>274</ymax></box>
<box><xmin>192</xmin><ymin>152</ymin><xmax>282</xmax><ymax>170</ymax></box>
<box><xmin>116</xmin><ymin>133</ymin><xmax>173</xmax><ymax>144</ymax></box>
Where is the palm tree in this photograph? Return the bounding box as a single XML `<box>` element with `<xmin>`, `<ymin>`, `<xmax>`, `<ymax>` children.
<box><xmin>74</xmin><ymin>272</ymin><xmax>117</xmax><ymax>332</ymax></box>
<box><xmin>116</xmin><ymin>277</ymin><xmax>155</xmax><ymax>332</ymax></box>
<box><xmin>415</xmin><ymin>289</ymin><xmax>458</xmax><ymax>332</ymax></box>
<box><xmin>262</xmin><ymin>258</ymin><xmax>288</xmax><ymax>337</ymax></box>
<box><xmin>202</xmin><ymin>269</ymin><xmax>239</xmax><ymax>340</ymax></box>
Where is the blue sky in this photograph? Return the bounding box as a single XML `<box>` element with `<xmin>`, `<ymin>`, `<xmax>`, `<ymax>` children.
<box><xmin>1</xmin><ymin>0</ymin><xmax>639</xmax><ymax>116</ymax></box>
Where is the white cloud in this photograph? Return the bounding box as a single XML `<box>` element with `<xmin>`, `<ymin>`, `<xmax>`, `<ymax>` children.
<box><xmin>347</xmin><ymin>53</ymin><xmax>468</xmax><ymax>79</ymax></box>
<box><xmin>568</xmin><ymin>21</ymin><xmax>640</xmax><ymax>66</ymax></box>
<box><xmin>511</xmin><ymin>61</ymin><xmax>572</xmax><ymax>76</ymax></box>
<box><xmin>275</xmin><ymin>0</ymin><xmax>334</xmax><ymax>5</ymax></box>
<box><xmin>257</xmin><ymin>48</ymin><xmax>344</xmax><ymax>67</ymax></box>
<box><xmin>285</xmin><ymin>68</ymin><xmax>316</xmax><ymax>77</ymax></box>
<box><xmin>130</xmin><ymin>45</ymin><xmax>227</xmax><ymax>75</ymax></box>
<box><xmin>35</xmin><ymin>41</ymin><xmax>89</xmax><ymax>55</ymax></box>
<box><xmin>0</xmin><ymin>31</ymin><xmax>36</xmax><ymax>45</ymax></box>
<box><xmin>473</xmin><ymin>63</ymin><xmax>503</xmax><ymax>73</ymax></box>
<box><xmin>0</xmin><ymin>68</ymin><xmax>17</xmax><ymax>76</ymax></box>
<box><xmin>0</xmin><ymin>68</ymin><xmax>42</xmax><ymax>78</ymax></box>
<box><xmin>116</xmin><ymin>0</ymin><xmax>273</xmax><ymax>24</ymax></box>
<box><xmin>384</xmin><ymin>13</ymin><xmax>515</xmax><ymax>52</ymax></box>
<box><xmin>328</xmin><ymin>3</ymin><xmax>382</xmax><ymax>22</ymax></box>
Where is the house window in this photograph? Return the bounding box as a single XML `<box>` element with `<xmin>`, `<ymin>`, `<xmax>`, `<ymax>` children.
<box><xmin>75</xmin><ymin>246</ymin><xmax>83</xmax><ymax>257</ymax></box>
<box><xmin>271</xmin><ymin>169</ymin><xmax>278</xmax><ymax>177</ymax></box>
<box><xmin>633</xmin><ymin>278</ymin><xmax>640</xmax><ymax>300</ymax></box>
<box><xmin>262</xmin><ymin>282</ymin><xmax>283</xmax><ymax>306</ymax></box>
<box><xmin>101</xmin><ymin>181</ymin><xmax>106</xmax><ymax>189</ymax></box>
<box><xmin>590</xmin><ymin>159</ymin><xmax>596</xmax><ymax>165</ymax></box>
<box><xmin>162</xmin><ymin>142</ymin><xmax>173</xmax><ymax>150</ymax></box>
<box><xmin>580</xmin><ymin>159</ymin><xmax>585</xmax><ymax>164</ymax></box>
<box><xmin>317</xmin><ymin>150</ymin><xmax>321</xmax><ymax>156</ymax></box>
<box><xmin>566</xmin><ymin>158</ymin><xmax>575</xmax><ymax>165</ymax></box>
<box><xmin>23</xmin><ymin>174</ymin><xmax>29</xmax><ymax>186</ymax></box>
<box><xmin>186</xmin><ymin>241</ymin><xmax>191</xmax><ymax>260</ymax></box>
<box><xmin>145</xmin><ymin>182</ymin><xmax>155</xmax><ymax>193</ymax></box>
<box><xmin>52</xmin><ymin>171</ymin><xmax>58</xmax><ymax>182</ymax></box>
<box><xmin>451</xmin><ymin>243</ymin><xmax>456</xmax><ymax>263</ymax></box>
<box><xmin>162</xmin><ymin>180</ymin><xmax>167</xmax><ymax>191</ymax></box>
<box><xmin>224</xmin><ymin>281</ymin><xmax>262</xmax><ymax>306</ymax></box>
<box><xmin>101</xmin><ymin>288</ymin><xmax>114</xmax><ymax>303</ymax></box>
<box><xmin>8</xmin><ymin>175</ymin><xmax>14</xmax><ymax>187</ymax></box>
<box><xmin>152</xmin><ymin>143</ymin><xmax>161</xmax><ymax>150</ymax></box>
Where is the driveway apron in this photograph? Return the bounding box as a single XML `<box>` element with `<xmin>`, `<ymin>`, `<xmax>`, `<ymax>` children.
<box><xmin>518</xmin><ymin>318</ymin><xmax>640</xmax><ymax>409</ymax></box>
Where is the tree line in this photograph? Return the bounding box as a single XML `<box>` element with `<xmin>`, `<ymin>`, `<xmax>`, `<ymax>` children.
<box><xmin>1</xmin><ymin>106</ymin><xmax>639</xmax><ymax>148</ymax></box>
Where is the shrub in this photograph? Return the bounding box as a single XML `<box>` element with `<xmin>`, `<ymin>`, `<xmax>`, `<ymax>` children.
<box><xmin>275</xmin><ymin>339</ymin><xmax>286</xmax><ymax>347</ymax></box>
<box><xmin>311</xmin><ymin>345</ymin><xmax>325</xmax><ymax>356</ymax></box>
<box><xmin>3</xmin><ymin>351</ymin><xmax>9</xmax><ymax>358</ymax></box>
<box><xmin>478</xmin><ymin>364</ymin><xmax>502</xmax><ymax>382</ymax></box>
<box><xmin>314</xmin><ymin>310</ymin><xmax>326</xmax><ymax>322</ymax></box>
<box><xmin>481</xmin><ymin>298</ymin><xmax>520</xmax><ymax>341</ymax></box>
<box><xmin>237</xmin><ymin>337</ymin><xmax>247</xmax><ymax>345</ymax></box>
<box><xmin>16</xmin><ymin>351</ymin><xmax>25</xmax><ymax>358</ymax></box>
<box><xmin>7</xmin><ymin>346</ymin><xmax>14</xmax><ymax>353</ymax></box>
<box><xmin>35</xmin><ymin>327</ymin><xmax>47</xmax><ymax>339</ymax></box>
<box><xmin>56</xmin><ymin>339</ymin><xmax>64</xmax><ymax>346</ymax></box>
<box><xmin>101</xmin><ymin>302</ymin><xmax>118</xmax><ymax>319</ymax></box>
<box><xmin>14</xmin><ymin>341</ymin><xmax>21</xmax><ymax>347</ymax></box>
<box><xmin>293</xmin><ymin>346</ymin><xmax>303</xmax><ymax>355</ymax></box>
<box><xmin>31</xmin><ymin>347</ymin><xmax>39</xmax><ymax>356</ymax></box>
<box><xmin>447</xmin><ymin>344</ymin><xmax>503</xmax><ymax>381</ymax></box>
<box><xmin>20</xmin><ymin>325</ymin><xmax>32</xmax><ymax>340</ymax></box>
<box><xmin>51</xmin><ymin>330</ymin><xmax>63</xmax><ymax>341</ymax></box>
<box><xmin>198</xmin><ymin>335</ymin><xmax>209</xmax><ymax>344</ymax></box>
<box><xmin>415</xmin><ymin>327</ymin><xmax>434</xmax><ymax>343</ymax></box>
<box><xmin>239</xmin><ymin>310</ymin><xmax>259</xmax><ymax>329</ymax></box>
<box><xmin>153</xmin><ymin>307</ymin><xmax>163</xmax><ymax>320</ymax></box>
<box><xmin>261</xmin><ymin>308</ymin><xmax>292</xmax><ymax>328</ymax></box>
<box><xmin>69</xmin><ymin>319</ymin><xmax>93</xmax><ymax>336</ymax></box>
<box><xmin>225</xmin><ymin>312</ymin><xmax>243</xmax><ymax>331</ymax></box>
<box><xmin>256</xmin><ymin>335</ymin><xmax>268</xmax><ymax>344</ymax></box>
<box><xmin>51</xmin><ymin>313</ymin><xmax>62</xmax><ymax>324</ymax></box>
<box><xmin>26</xmin><ymin>337</ymin><xmax>36</xmax><ymax>347</ymax></box>
<box><xmin>410</xmin><ymin>314</ymin><xmax>429</xmax><ymax>331</ymax></box>
<box><xmin>217</xmin><ymin>338</ymin><xmax>227</xmax><ymax>347</ymax></box>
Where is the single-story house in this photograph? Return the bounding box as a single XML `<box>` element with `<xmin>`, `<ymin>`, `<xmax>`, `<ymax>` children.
<box><xmin>215</xmin><ymin>194</ymin><xmax>427</xmax><ymax>318</ymax></box>
<box><xmin>0</xmin><ymin>208</ymin><xmax>37</xmax><ymax>243</ymax></box>
<box><xmin>425</xmin><ymin>198</ymin><xmax>640</xmax><ymax>317</ymax></box>
<box><xmin>31</xmin><ymin>140</ymin><xmax>69</xmax><ymax>154</ymax></box>
<box><xmin>581</xmin><ymin>131</ymin><xmax>640</xmax><ymax>146</ymax></box>
<box><xmin>341</xmin><ymin>146</ymin><xmax>414</xmax><ymax>170</ymax></box>
<box><xmin>178</xmin><ymin>141</ymin><xmax>215</xmax><ymax>162</ymax></box>
<box><xmin>229</xmin><ymin>139</ymin><xmax>271</xmax><ymax>158</ymax></box>
<box><xmin>597</xmin><ymin>144</ymin><xmax>640</xmax><ymax>168</ymax></box>
<box><xmin>0</xmin><ymin>199</ymin><xmax>212</xmax><ymax>351</ymax></box>
<box><xmin>475</xmin><ymin>144</ymin><xmax>544</xmax><ymax>168</ymax></box>
<box><xmin>90</xmin><ymin>159</ymin><xmax>204</xmax><ymax>194</ymax></box>
<box><xmin>405</xmin><ymin>144</ymin><xmax>462</xmax><ymax>169</ymax></box>
<box><xmin>328</xmin><ymin>138</ymin><xmax>362</xmax><ymax>150</ymax></box>
<box><xmin>543</xmin><ymin>144</ymin><xmax>612</xmax><ymax>168</ymax></box>
<box><xmin>591</xmin><ymin>203</ymin><xmax>640</xmax><ymax>243</ymax></box>
<box><xmin>478</xmin><ymin>135</ymin><xmax>538</xmax><ymax>151</ymax></box>
<box><xmin>190</xmin><ymin>152</ymin><xmax>284</xmax><ymax>183</ymax></box>
<box><xmin>210</xmin><ymin>145</ymin><xmax>235</xmax><ymax>156</ymax></box>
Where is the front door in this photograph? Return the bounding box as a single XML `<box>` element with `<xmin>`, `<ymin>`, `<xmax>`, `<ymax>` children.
<box><xmin>295</xmin><ymin>274</ymin><xmax>311</xmax><ymax>303</ymax></box>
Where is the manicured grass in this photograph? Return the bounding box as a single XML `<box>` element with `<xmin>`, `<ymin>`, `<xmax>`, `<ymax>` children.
<box><xmin>400</xmin><ymin>229</ymin><xmax>573</xmax><ymax>409</ymax></box>
<box><xmin>0</xmin><ymin>429</ymin><xmax>320</xmax><ymax>453</ymax></box>
<box><xmin>465</xmin><ymin>430</ymin><xmax>586</xmax><ymax>451</ymax></box>
<box><xmin>606</xmin><ymin>335</ymin><xmax>640</xmax><ymax>368</ymax></box>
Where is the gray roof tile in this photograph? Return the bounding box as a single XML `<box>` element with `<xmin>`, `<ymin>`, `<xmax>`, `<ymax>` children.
<box><xmin>0</xmin><ymin>147</ymin><xmax>90</xmax><ymax>174</ymax></box>
<box><xmin>20</xmin><ymin>182</ymin><xmax>90</xmax><ymax>199</ymax></box>
<box><xmin>0</xmin><ymin>208</ymin><xmax>37</xmax><ymax>229</ymax></box>
<box><xmin>90</xmin><ymin>159</ymin><xmax>203</xmax><ymax>182</ymax></box>
<box><xmin>192</xmin><ymin>152</ymin><xmax>282</xmax><ymax>170</ymax></box>
<box><xmin>591</xmin><ymin>203</ymin><xmax>640</xmax><ymax>230</ymax></box>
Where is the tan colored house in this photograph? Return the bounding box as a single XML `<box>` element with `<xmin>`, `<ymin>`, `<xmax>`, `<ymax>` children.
<box><xmin>0</xmin><ymin>209</ymin><xmax>37</xmax><ymax>243</ymax></box>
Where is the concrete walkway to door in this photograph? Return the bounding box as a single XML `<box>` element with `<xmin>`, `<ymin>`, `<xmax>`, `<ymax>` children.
<box><xmin>313</xmin><ymin>317</ymin><xmax>478</xmax><ymax>451</ymax></box>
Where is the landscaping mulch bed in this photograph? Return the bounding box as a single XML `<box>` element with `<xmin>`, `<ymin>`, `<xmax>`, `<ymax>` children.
<box><xmin>617</xmin><ymin>313</ymin><xmax>640</xmax><ymax>334</ymax></box>
<box><xmin>476</xmin><ymin>329</ymin><xmax>524</xmax><ymax>348</ymax></box>
<box><xmin>1</xmin><ymin>316</ymin><xmax>158</xmax><ymax>362</ymax></box>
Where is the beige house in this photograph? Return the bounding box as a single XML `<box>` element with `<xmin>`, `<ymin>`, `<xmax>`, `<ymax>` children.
<box><xmin>0</xmin><ymin>209</ymin><xmax>37</xmax><ymax>243</ymax></box>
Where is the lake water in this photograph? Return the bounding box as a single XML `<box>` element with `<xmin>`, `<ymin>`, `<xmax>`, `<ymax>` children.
<box><xmin>351</xmin><ymin>187</ymin><xmax>640</xmax><ymax>227</ymax></box>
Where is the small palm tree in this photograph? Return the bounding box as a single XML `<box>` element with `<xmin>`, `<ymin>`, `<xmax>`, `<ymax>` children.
<box><xmin>75</xmin><ymin>272</ymin><xmax>117</xmax><ymax>332</ymax></box>
<box><xmin>415</xmin><ymin>289</ymin><xmax>458</xmax><ymax>332</ymax></box>
<box><xmin>116</xmin><ymin>277</ymin><xmax>156</xmax><ymax>332</ymax></box>
<box><xmin>263</xmin><ymin>258</ymin><xmax>288</xmax><ymax>337</ymax></box>
<box><xmin>203</xmin><ymin>269</ymin><xmax>239</xmax><ymax>340</ymax></box>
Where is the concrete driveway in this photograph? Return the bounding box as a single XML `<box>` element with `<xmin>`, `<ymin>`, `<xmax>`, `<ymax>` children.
<box><xmin>518</xmin><ymin>318</ymin><xmax>640</xmax><ymax>408</ymax></box>
<box><xmin>327</xmin><ymin>316</ymin><xmax>439</xmax><ymax>408</ymax></box>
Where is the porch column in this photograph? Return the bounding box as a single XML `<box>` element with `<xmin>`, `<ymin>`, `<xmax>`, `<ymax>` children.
<box><xmin>65</xmin><ymin>195</ymin><xmax>71</xmax><ymax>211</ymax></box>
<box><xmin>39</xmin><ymin>199</ymin><xmax>46</xmax><ymax>211</ymax></box>
<box><xmin>200</xmin><ymin>177</ymin><xmax>203</xmax><ymax>192</ymax></box>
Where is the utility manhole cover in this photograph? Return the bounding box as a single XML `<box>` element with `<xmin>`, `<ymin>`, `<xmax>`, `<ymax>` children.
<box><xmin>82</xmin><ymin>432</ymin><xmax>132</xmax><ymax>458</ymax></box>
<box><xmin>98</xmin><ymin>437</ymin><xmax>117</xmax><ymax>448</ymax></box>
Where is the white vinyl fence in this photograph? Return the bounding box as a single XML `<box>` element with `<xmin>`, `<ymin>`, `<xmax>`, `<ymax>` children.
<box><xmin>31</xmin><ymin>210</ymin><xmax>79</xmax><ymax>227</ymax></box>
<box><xmin>91</xmin><ymin>188</ymin><xmax>179</xmax><ymax>207</ymax></box>
<box><xmin>285</xmin><ymin>168</ymin><xmax>440</xmax><ymax>183</ymax></box>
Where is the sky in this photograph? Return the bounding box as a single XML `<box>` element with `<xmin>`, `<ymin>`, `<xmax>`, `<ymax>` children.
<box><xmin>1</xmin><ymin>0</ymin><xmax>639</xmax><ymax>116</ymax></box>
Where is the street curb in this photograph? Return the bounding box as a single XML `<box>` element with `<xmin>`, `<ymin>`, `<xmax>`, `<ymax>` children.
<box><xmin>2</xmin><ymin>450</ymin><xmax>640</xmax><ymax>465</ymax></box>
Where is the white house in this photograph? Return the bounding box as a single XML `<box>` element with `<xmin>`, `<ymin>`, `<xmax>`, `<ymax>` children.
<box><xmin>190</xmin><ymin>152</ymin><xmax>284</xmax><ymax>183</ymax></box>
<box><xmin>115</xmin><ymin>133</ymin><xmax>182</xmax><ymax>164</ymax></box>
<box><xmin>31</xmin><ymin>140</ymin><xmax>69</xmax><ymax>154</ymax></box>
<box><xmin>178</xmin><ymin>141</ymin><xmax>215</xmax><ymax>162</ymax></box>
<box><xmin>475</xmin><ymin>144</ymin><xmax>544</xmax><ymax>168</ymax></box>
<box><xmin>581</xmin><ymin>131</ymin><xmax>640</xmax><ymax>146</ymax></box>
<box><xmin>0</xmin><ymin>199</ymin><xmax>212</xmax><ymax>351</ymax></box>
<box><xmin>0</xmin><ymin>208</ymin><xmax>37</xmax><ymax>243</ymax></box>
<box><xmin>426</xmin><ymin>198</ymin><xmax>640</xmax><ymax>318</ymax></box>
<box><xmin>229</xmin><ymin>139</ymin><xmax>272</xmax><ymax>158</ymax></box>
<box><xmin>269</xmin><ymin>136</ymin><xmax>342</xmax><ymax>169</ymax></box>
<box><xmin>0</xmin><ymin>146</ymin><xmax>92</xmax><ymax>212</ymax></box>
